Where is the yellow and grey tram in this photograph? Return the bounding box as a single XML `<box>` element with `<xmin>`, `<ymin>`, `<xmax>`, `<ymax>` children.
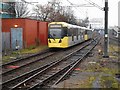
<box><xmin>48</xmin><ymin>22</ymin><xmax>93</xmax><ymax>48</ymax></box>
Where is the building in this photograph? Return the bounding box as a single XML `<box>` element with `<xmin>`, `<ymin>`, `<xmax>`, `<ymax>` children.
<box><xmin>2</xmin><ymin>18</ymin><xmax>48</xmax><ymax>51</ymax></box>
<box><xmin>0</xmin><ymin>19</ymin><xmax>2</xmax><ymax>53</ymax></box>
<box><xmin>0</xmin><ymin>1</ymin><xmax>16</xmax><ymax>18</ymax></box>
<box><xmin>118</xmin><ymin>1</ymin><xmax>120</xmax><ymax>27</ymax></box>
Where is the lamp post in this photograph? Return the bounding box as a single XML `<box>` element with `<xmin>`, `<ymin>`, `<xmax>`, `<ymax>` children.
<box><xmin>103</xmin><ymin>0</ymin><xmax>109</xmax><ymax>58</ymax></box>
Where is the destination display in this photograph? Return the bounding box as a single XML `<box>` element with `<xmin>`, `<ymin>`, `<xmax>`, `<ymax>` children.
<box><xmin>50</xmin><ymin>25</ymin><xmax>62</xmax><ymax>28</ymax></box>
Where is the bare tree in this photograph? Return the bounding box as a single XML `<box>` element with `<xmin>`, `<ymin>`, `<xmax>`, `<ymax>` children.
<box><xmin>79</xmin><ymin>17</ymin><xmax>89</xmax><ymax>27</ymax></box>
<box><xmin>6</xmin><ymin>2</ymin><xmax>16</xmax><ymax>16</ymax></box>
<box><xmin>48</xmin><ymin>0</ymin><xmax>62</xmax><ymax>21</ymax></box>
<box><xmin>33</xmin><ymin>0</ymin><xmax>58</xmax><ymax>21</ymax></box>
<box><xmin>62</xmin><ymin>7</ymin><xmax>76</xmax><ymax>24</ymax></box>
<box><xmin>32</xmin><ymin>0</ymin><xmax>77</xmax><ymax>24</ymax></box>
<box><xmin>33</xmin><ymin>4</ymin><xmax>53</xmax><ymax>21</ymax></box>
<box><xmin>15</xmin><ymin>0</ymin><xmax>30</xmax><ymax>18</ymax></box>
<box><xmin>33</xmin><ymin>0</ymin><xmax>63</xmax><ymax>21</ymax></box>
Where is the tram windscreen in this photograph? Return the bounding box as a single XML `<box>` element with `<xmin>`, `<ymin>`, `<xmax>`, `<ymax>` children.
<box><xmin>49</xmin><ymin>29</ymin><xmax>62</xmax><ymax>39</ymax></box>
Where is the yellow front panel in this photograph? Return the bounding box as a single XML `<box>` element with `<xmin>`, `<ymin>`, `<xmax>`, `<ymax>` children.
<box><xmin>48</xmin><ymin>37</ymin><xmax>69</xmax><ymax>48</ymax></box>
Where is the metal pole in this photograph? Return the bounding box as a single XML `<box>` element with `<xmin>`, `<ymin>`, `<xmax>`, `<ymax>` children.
<box><xmin>103</xmin><ymin>0</ymin><xmax>109</xmax><ymax>58</ymax></box>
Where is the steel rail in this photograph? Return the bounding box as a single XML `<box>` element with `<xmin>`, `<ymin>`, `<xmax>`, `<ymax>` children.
<box><xmin>9</xmin><ymin>41</ymin><xmax>93</xmax><ymax>89</ymax></box>
<box><xmin>53</xmin><ymin>37</ymin><xmax>101</xmax><ymax>86</ymax></box>
<box><xmin>1</xmin><ymin>49</ymin><xmax>49</xmax><ymax>67</ymax></box>
<box><xmin>1</xmin><ymin>59</ymin><xmax>59</xmax><ymax>88</ymax></box>
<box><xmin>32</xmin><ymin>37</ymin><xmax>101</xmax><ymax>89</ymax></box>
<box><xmin>109</xmin><ymin>37</ymin><xmax>120</xmax><ymax>43</ymax></box>
<box><xmin>1</xmin><ymin>52</ymin><xmax>55</xmax><ymax>82</ymax></box>
<box><xmin>2</xmin><ymin>39</ymin><xmax>91</xmax><ymax>88</ymax></box>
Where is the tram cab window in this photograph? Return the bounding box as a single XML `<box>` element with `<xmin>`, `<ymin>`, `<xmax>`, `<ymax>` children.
<box><xmin>49</xmin><ymin>29</ymin><xmax>62</xmax><ymax>38</ymax></box>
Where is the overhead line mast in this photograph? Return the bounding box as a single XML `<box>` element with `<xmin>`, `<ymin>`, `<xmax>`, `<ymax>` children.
<box><xmin>103</xmin><ymin>0</ymin><xmax>109</xmax><ymax>58</ymax></box>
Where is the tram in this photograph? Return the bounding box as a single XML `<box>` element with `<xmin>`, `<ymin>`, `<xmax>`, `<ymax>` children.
<box><xmin>48</xmin><ymin>22</ymin><xmax>93</xmax><ymax>48</ymax></box>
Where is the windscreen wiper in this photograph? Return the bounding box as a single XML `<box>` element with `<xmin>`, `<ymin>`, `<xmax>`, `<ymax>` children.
<box><xmin>49</xmin><ymin>34</ymin><xmax>55</xmax><ymax>41</ymax></box>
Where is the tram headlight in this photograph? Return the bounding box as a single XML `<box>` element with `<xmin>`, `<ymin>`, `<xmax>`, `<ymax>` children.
<box><xmin>59</xmin><ymin>39</ymin><xmax>62</xmax><ymax>43</ymax></box>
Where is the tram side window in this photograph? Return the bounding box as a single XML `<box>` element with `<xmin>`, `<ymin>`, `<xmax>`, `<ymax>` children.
<box><xmin>79</xmin><ymin>29</ymin><xmax>81</xmax><ymax>39</ymax></box>
<box><xmin>89</xmin><ymin>31</ymin><xmax>91</xmax><ymax>34</ymax></box>
<box><xmin>76</xmin><ymin>29</ymin><xmax>78</xmax><ymax>40</ymax></box>
<box><xmin>82</xmin><ymin>30</ymin><xmax>85</xmax><ymax>38</ymax></box>
<box><xmin>79</xmin><ymin>29</ymin><xmax>82</xmax><ymax>35</ymax></box>
<box><xmin>68</xmin><ymin>28</ymin><xmax>72</xmax><ymax>36</ymax></box>
<box><xmin>79</xmin><ymin>29</ymin><xmax>83</xmax><ymax>35</ymax></box>
<box><xmin>62</xmin><ymin>28</ymin><xmax>67</xmax><ymax>38</ymax></box>
<box><xmin>85</xmin><ymin>30</ymin><xmax>87</xmax><ymax>34</ymax></box>
<box><xmin>71</xmin><ymin>28</ymin><xmax>74</xmax><ymax>41</ymax></box>
<box><xmin>73</xmin><ymin>28</ymin><xmax>76</xmax><ymax>36</ymax></box>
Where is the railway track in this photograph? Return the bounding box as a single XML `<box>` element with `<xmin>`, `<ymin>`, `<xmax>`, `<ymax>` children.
<box><xmin>1</xmin><ymin>49</ymin><xmax>50</xmax><ymax>73</ymax></box>
<box><xmin>2</xmin><ymin>39</ymin><xmax>91</xmax><ymax>83</ymax></box>
<box><xmin>2</xmin><ymin>50</ymin><xmax>56</xmax><ymax>82</ymax></box>
<box><xmin>1</xmin><ymin>49</ymin><xmax>49</xmax><ymax>67</ymax></box>
<box><xmin>109</xmin><ymin>37</ymin><xmax>120</xmax><ymax>43</ymax></box>
<box><xmin>2</xmin><ymin>37</ymin><xmax>100</xmax><ymax>89</ymax></box>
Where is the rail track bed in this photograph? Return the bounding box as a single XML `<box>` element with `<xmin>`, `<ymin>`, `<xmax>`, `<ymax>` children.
<box><xmin>2</xmin><ymin>37</ymin><xmax>101</xmax><ymax>89</ymax></box>
<box><xmin>2</xmin><ymin>49</ymin><xmax>50</xmax><ymax>73</ymax></box>
<box><xmin>2</xmin><ymin>50</ymin><xmax>56</xmax><ymax>82</ymax></box>
<box><xmin>109</xmin><ymin>37</ymin><xmax>120</xmax><ymax>43</ymax></box>
<box><xmin>2</xmin><ymin>40</ymin><xmax>91</xmax><ymax>83</ymax></box>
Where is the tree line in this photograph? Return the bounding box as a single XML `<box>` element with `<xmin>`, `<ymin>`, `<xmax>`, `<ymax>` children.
<box><xmin>6</xmin><ymin>0</ymin><xmax>89</xmax><ymax>27</ymax></box>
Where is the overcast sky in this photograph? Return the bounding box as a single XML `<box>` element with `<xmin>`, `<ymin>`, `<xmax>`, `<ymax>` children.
<box><xmin>27</xmin><ymin>0</ymin><xmax>119</xmax><ymax>27</ymax></box>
